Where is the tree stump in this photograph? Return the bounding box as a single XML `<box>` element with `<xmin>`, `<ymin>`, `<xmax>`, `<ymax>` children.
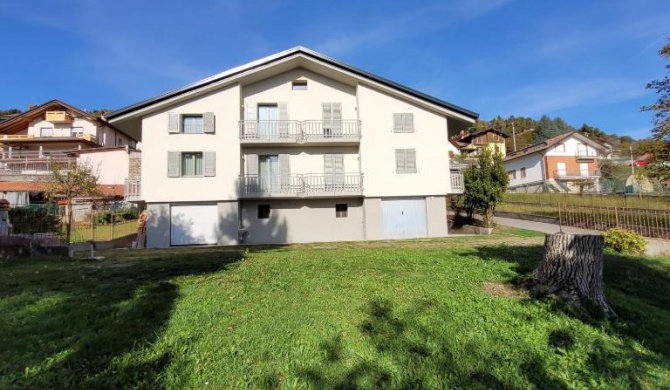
<box><xmin>534</xmin><ymin>233</ymin><xmax>616</xmax><ymax>319</ymax></box>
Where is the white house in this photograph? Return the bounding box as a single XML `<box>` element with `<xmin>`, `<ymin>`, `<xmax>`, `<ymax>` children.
<box><xmin>106</xmin><ymin>46</ymin><xmax>477</xmax><ymax>247</ymax></box>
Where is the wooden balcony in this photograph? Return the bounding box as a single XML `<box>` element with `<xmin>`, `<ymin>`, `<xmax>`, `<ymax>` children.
<box><xmin>239</xmin><ymin>120</ymin><xmax>361</xmax><ymax>146</ymax></box>
<box><xmin>45</xmin><ymin>111</ymin><xmax>73</xmax><ymax>123</ymax></box>
<box><xmin>0</xmin><ymin>133</ymin><xmax>98</xmax><ymax>144</ymax></box>
<box><xmin>239</xmin><ymin>173</ymin><xmax>363</xmax><ymax>198</ymax></box>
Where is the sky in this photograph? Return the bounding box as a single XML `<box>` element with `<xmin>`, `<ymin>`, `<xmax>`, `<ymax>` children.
<box><xmin>1</xmin><ymin>0</ymin><xmax>668</xmax><ymax>139</ymax></box>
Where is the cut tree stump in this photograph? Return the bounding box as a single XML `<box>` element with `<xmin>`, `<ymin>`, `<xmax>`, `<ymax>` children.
<box><xmin>534</xmin><ymin>233</ymin><xmax>616</xmax><ymax>319</ymax></box>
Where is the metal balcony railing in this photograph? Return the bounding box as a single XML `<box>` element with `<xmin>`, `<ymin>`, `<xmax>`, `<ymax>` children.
<box><xmin>451</xmin><ymin>173</ymin><xmax>464</xmax><ymax>193</ymax></box>
<box><xmin>239</xmin><ymin>120</ymin><xmax>361</xmax><ymax>143</ymax></box>
<box><xmin>554</xmin><ymin>170</ymin><xmax>600</xmax><ymax>180</ymax></box>
<box><xmin>0</xmin><ymin>158</ymin><xmax>75</xmax><ymax>175</ymax></box>
<box><xmin>124</xmin><ymin>179</ymin><xmax>141</xmax><ymax>200</ymax></box>
<box><xmin>239</xmin><ymin>173</ymin><xmax>363</xmax><ymax>197</ymax></box>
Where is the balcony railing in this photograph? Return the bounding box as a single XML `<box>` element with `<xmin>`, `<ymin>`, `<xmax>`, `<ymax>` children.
<box><xmin>239</xmin><ymin>173</ymin><xmax>363</xmax><ymax>197</ymax></box>
<box><xmin>0</xmin><ymin>158</ymin><xmax>75</xmax><ymax>176</ymax></box>
<box><xmin>576</xmin><ymin>150</ymin><xmax>599</xmax><ymax>159</ymax></box>
<box><xmin>554</xmin><ymin>170</ymin><xmax>600</xmax><ymax>180</ymax></box>
<box><xmin>124</xmin><ymin>179</ymin><xmax>141</xmax><ymax>200</ymax></box>
<box><xmin>0</xmin><ymin>133</ymin><xmax>98</xmax><ymax>143</ymax></box>
<box><xmin>239</xmin><ymin>120</ymin><xmax>361</xmax><ymax>143</ymax></box>
<box><xmin>451</xmin><ymin>173</ymin><xmax>464</xmax><ymax>193</ymax></box>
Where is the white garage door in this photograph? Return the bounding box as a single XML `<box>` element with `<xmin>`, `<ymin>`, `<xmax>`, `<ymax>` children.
<box><xmin>170</xmin><ymin>205</ymin><xmax>218</xmax><ymax>246</ymax></box>
<box><xmin>382</xmin><ymin>198</ymin><xmax>427</xmax><ymax>239</ymax></box>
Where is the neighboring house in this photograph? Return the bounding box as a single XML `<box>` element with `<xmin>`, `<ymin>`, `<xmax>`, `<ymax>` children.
<box><xmin>450</xmin><ymin>129</ymin><xmax>509</xmax><ymax>161</ymax></box>
<box><xmin>504</xmin><ymin>131</ymin><xmax>607</xmax><ymax>193</ymax></box>
<box><xmin>106</xmin><ymin>46</ymin><xmax>477</xmax><ymax>248</ymax></box>
<box><xmin>0</xmin><ymin>100</ymin><xmax>141</xmax><ymax>206</ymax></box>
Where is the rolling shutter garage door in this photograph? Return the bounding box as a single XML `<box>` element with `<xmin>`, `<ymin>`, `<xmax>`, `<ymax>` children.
<box><xmin>382</xmin><ymin>198</ymin><xmax>427</xmax><ymax>239</ymax></box>
<box><xmin>170</xmin><ymin>205</ymin><xmax>218</xmax><ymax>246</ymax></box>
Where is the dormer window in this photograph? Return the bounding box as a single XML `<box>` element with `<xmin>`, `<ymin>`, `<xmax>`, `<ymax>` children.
<box><xmin>292</xmin><ymin>80</ymin><xmax>307</xmax><ymax>91</ymax></box>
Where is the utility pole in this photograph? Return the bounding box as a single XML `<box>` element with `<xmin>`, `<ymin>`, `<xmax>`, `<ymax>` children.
<box><xmin>511</xmin><ymin>121</ymin><xmax>517</xmax><ymax>152</ymax></box>
<box><xmin>630</xmin><ymin>145</ymin><xmax>635</xmax><ymax>176</ymax></box>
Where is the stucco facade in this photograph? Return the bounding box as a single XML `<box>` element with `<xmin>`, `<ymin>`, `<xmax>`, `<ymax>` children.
<box><xmin>107</xmin><ymin>47</ymin><xmax>477</xmax><ymax>247</ymax></box>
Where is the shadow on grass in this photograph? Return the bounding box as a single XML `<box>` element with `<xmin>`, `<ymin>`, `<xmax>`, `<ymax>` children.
<box><xmin>0</xmin><ymin>247</ymin><xmax>244</xmax><ymax>389</ymax></box>
<box><xmin>470</xmin><ymin>244</ymin><xmax>670</xmax><ymax>377</ymax></box>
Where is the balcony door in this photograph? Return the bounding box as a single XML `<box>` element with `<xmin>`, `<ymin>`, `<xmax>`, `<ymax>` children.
<box><xmin>556</xmin><ymin>162</ymin><xmax>567</xmax><ymax>178</ymax></box>
<box><xmin>259</xmin><ymin>155</ymin><xmax>279</xmax><ymax>192</ymax></box>
<box><xmin>580</xmin><ymin>163</ymin><xmax>589</xmax><ymax>177</ymax></box>
<box><xmin>258</xmin><ymin>104</ymin><xmax>278</xmax><ymax>138</ymax></box>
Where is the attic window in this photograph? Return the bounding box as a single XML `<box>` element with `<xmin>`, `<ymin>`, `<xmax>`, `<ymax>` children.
<box><xmin>292</xmin><ymin>80</ymin><xmax>307</xmax><ymax>91</ymax></box>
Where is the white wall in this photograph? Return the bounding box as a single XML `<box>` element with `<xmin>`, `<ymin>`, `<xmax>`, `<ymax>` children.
<box><xmin>545</xmin><ymin>137</ymin><xmax>598</xmax><ymax>157</ymax></box>
<box><xmin>357</xmin><ymin>84</ymin><xmax>452</xmax><ymax>196</ymax></box>
<box><xmin>29</xmin><ymin>117</ymin><xmax>97</xmax><ymax>138</ymax></box>
<box><xmin>241</xmin><ymin>146</ymin><xmax>360</xmax><ymax>174</ymax></box>
<box><xmin>505</xmin><ymin>153</ymin><xmax>545</xmax><ymax>187</ymax></box>
<box><xmin>141</xmin><ymin>84</ymin><xmax>241</xmax><ymax>203</ymax></box>
<box><xmin>78</xmin><ymin>149</ymin><xmax>130</xmax><ymax>185</ymax></box>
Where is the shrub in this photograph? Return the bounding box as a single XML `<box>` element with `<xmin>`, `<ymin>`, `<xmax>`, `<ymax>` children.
<box><xmin>9</xmin><ymin>207</ymin><xmax>61</xmax><ymax>235</ymax></box>
<box><xmin>604</xmin><ymin>228</ymin><xmax>646</xmax><ymax>255</ymax></box>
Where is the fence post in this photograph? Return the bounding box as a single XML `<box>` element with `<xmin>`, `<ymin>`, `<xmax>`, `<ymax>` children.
<box><xmin>558</xmin><ymin>202</ymin><xmax>563</xmax><ymax>233</ymax></box>
<box><xmin>614</xmin><ymin>206</ymin><xmax>619</xmax><ymax>228</ymax></box>
<box><xmin>111</xmin><ymin>212</ymin><xmax>115</xmax><ymax>240</ymax></box>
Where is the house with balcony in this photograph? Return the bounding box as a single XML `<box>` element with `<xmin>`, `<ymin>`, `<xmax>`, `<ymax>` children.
<box><xmin>0</xmin><ymin>100</ymin><xmax>140</xmax><ymax>205</ymax></box>
<box><xmin>106</xmin><ymin>46</ymin><xmax>476</xmax><ymax>247</ymax></box>
<box><xmin>504</xmin><ymin>131</ymin><xmax>607</xmax><ymax>193</ymax></box>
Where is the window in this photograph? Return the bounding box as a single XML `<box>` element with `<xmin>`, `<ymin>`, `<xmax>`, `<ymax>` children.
<box><xmin>336</xmin><ymin>203</ymin><xmax>348</xmax><ymax>218</ymax></box>
<box><xmin>393</xmin><ymin>113</ymin><xmax>414</xmax><ymax>133</ymax></box>
<box><xmin>508</xmin><ymin>170</ymin><xmax>516</xmax><ymax>180</ymax></box>
<box><xmin>292</xmin><ymin>80</ymin><xmax>307</xmax><ymax>90</ymax></box>
<box><xmin>71</xmin><ymin>127</ymin><xmax>84</xmax><ymax>137</ymax></box>
<box><xmin>494</xmin><ymin>145</ymin><xmax>500</xmax><ymax>154</ymax></box>
<box><xmin>117</xmin><ymin>138</ymin><xmax>123</xmax><ymax>146</ymax></box>
<box><xmin>181</xmin><ymin>152</ymin><xmax>203</xmax><ymax>176</ymax></box>
<box><xmin>555</xmin><ymin>143</ymin><xmax>565</xmax><ymax>152</ymax></box>
<box><xmin>580</xmin><ymin>163</ymin><xmax>589</xmax><ymax>177</ymax></box>
<box><xmin>258</xmin><ymin>204</ymin><xmax>270</xmax><ymax>219</ymax></box>
<box><xmin>493</xmin><ymin>134</ymin><xmax>501</xmax><ymax>141</ymax></box>
<box><xmin>520</xmin><ymin>167</ymin><xmax>527</xmax><ymax>178</ymax></box>
<box><xmin>395</xmin><ymin>148</ymin><xmax>417</xmax><ymax>173</ymax></box>
<box><xmin>40</xmin><ymin>127</ymin><xmax>54</xmax><ymax>137</ymax></box>
<box><xmin>183</xmin><ymin>115</ymin><xmax>204</xmax><ymax>134</ymax></box>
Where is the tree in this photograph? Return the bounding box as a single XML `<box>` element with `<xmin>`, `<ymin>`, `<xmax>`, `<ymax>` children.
<box><xmin>579</xmin><ymin>124</ymin><xmax>606</xmax><ymax>139</ymax></box>
<box><xmin>45</xmin><ymin>160</ymin><xmax>102</xmax><ymax>244</ymax></box>
<box><xmin>461</xmin><ymin>147</ymin><xmax>509</xmax><ymax>228</ymax></box>
<box><xmin>534</xmin><ymin>115</ymin><xmax>571</xmax><ymax>142</ymax></box>
<box><xmin>89</xmin><ymin>108</ymin><xmax>114</xmax><ymax>117</ymax></box>
<box><xmin>0</xmin><ymin>108</ymin><xmax>21</xmax><ymax>115</ymax></box>
<box><xmin>641</xmin><ymin>40</ymin><xmax>670</xmax><ymax>182</ymax></box>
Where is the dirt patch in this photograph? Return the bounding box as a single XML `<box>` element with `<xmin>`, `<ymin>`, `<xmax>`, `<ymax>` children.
<box><xmin>483</xmin><ymin>281</ymin><xmax>528</xmax><ymax>299</ymax></box>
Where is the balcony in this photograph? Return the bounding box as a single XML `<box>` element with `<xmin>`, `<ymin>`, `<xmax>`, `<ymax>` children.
<box><xmin>239</xmin><ymin>173</ymin><xmax>363</xmax><ymax>198</ymax></box>
<box><xmin>239</xmin><ymin>120</ymin><xmax>361</xmax><ymax>146</ymax></box>
<box><xmin>450</xmin><ymin>173</ymin><xmax>464</xmax><ymax>193</ymax></box>
<box><xmin>553</xmin><ymin>170</ymin><xmax>600</xmax><ymax>180</ymax></box>
<box><xmin>0</xmin><ymin>157</ymin><xmax>75</xmax><ymax>178</ymax></box>
<box><xmin>576</xmin><ymin>150</ymin><xmax>599</xmax><ymax>160</ymax></box>
<box><xmin>124</xmin><ymin>179</ymin><xmax>141</xmax><ymax>201</ymax></box>
<box><xmin>45</xmin><ymin>111</ymin><xmax>73</xmax><ymax>123</ymax></box>
<box><xmin>0</xmin><ymin>133</ymin><xmax>98</xmax><ymax>144</ymax></box>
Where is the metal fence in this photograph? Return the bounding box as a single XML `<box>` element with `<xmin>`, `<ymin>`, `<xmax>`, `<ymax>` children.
<box><xmin>497</xmin><ymin>200</ymin><xmax>670</xmax><ymax>239</ymax></box>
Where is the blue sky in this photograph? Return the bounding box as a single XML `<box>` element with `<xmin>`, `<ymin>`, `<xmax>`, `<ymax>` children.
<box><xmin>1</xmin><ymin>0</ymin><xmax>668</xmax><ymax>139</ymax></box>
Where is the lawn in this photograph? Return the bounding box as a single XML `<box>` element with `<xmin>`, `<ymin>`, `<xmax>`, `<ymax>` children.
<box><xmin>68</xmin><ymin>220</ymin><xmax>138</xmax><ymax>243</ymax></box>
<box><xmin>1</xmin><ymin>231</ymin><xmax>669</xmax><ymax>389</ymax></box>
<box><xmin>504</xmin><ymin>192</ymin><xmax>670</xmax><ymax>211</ymax></box>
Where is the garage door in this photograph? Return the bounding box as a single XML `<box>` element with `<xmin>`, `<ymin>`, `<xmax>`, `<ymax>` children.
<box><xmin>382</xmin><ymin>198</ymin><xmax>427</xmax><ymax>239</ymax></box>
<box><xmin>170</xmin><ymin>205</ymin><xmax>218</xmax><ymax>246</ymax></box>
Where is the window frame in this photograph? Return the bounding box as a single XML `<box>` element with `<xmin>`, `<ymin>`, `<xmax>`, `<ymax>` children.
<box><xmin>335</xmin><ymin>203</ymin><xmax>348</xmax><ymax>218</ymax></box>
<box><xmin>508</xmin><ymin>170</ymin><xmax>517</xmax><ymax>180</ymax></box>
<box><xmin>292</xmin><ymin>80</ymin><xmax>308</xmax><ymax>90</ymax></box>
<box><xmin>182</xmin><ymin>114</ymin><xmax>205</xmax><ymax>134</ymax></box>
<box><xmin>393</xmin><ymin>113</ymin><xmax>415</xmax><ymax>133</ymax></box>
<box><xmin>71</xmin><ymin>127</ymin><xmax>84</xmax><ymax>137</ymax></box>
<box><xmin>40</xmin><ymin>127</ymin><xmax>54</xmax><ymax>137</ymax></box>
<box><xmin>258</xmin><ymin>204</ymin><xmax>271</xmax><ymax>219</ymax></box>
<box><xmin>395</xmin><ymin>148</ymin><xmax>417</xmax><ymax>174</ymax></box>
<box><xmin>520</xmin><ymin>167</ymin><xmax>527</xmax><ymax>178</ymax></box>
<box><xmin>181</xmin><ymin>152</ymin><xmax>204</xmax><ymax>177</ymax></box>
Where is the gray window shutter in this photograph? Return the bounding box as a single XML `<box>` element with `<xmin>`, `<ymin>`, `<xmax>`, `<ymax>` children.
<box><xmin>278</xmin><ymin>102</ymin><xmax>289</xmax><ymax>138</ymax></box>
<box><xmin>245</xmin><ymin>102</ymin><xmax>257</xmax><ymax>137</ymax></box>
<box><xmin>395</xmin><ymin>149</ymin><xmax>406</xmax><ymax>173</ymax></box>
<box><xmin>404</xmin><ymin>113</ymin><xmax>414</xmax><ymax>132</ymax></box>
<box><xmin>322</xmin><ymin>103</ymin><xmax>332</xmax><ymax>136</ymax></box>
<box><xmin>168</xmin><ymin>151</ymin><xmax>181</xmax><ymax>177</ymax></box>
<box><xmin>204</xmin><ymin>151</ymin><xmax>216</xmax><ymax>177</ymax></box>
<box><xmin>333</xmin><ymin>154</ymin><xmax>344</xmax><ymax>185</ymax></box>
<box><xmin>393</xmin><ymin>114</ymin><xmax>404</xmax><ymax>133</ymax></box>
<box><xmin>246</xmin><ymin>154</ymin><xmax>259</xmax><ymax>175</ymax></box>
<box><xmin>168</xmin><ymin>113</ymin><xmax>180</xmax><ymax>133</ymax></box>
<box><xmin>406</xmin><ymin>149</ymin><xmax>417</xmax><ymax>173</ymax></box>
<box><xmin>332</xmin><ymin>103</ymin><xmax>342</xmax><ymax>136</ymax></box>
<box><xmin>324</xmin><ymin>154</ymin><xmax>334</xmax><ymax>186</ymax></box>
<box><xmin>203</xmin><ymin>112</ymin><xmax>215</xmax><ymax>134</ymax></box>
<box><xmin>279</xmin><ymin>154</ymin><xmax>290</xmax><ymax>188</ymax></box>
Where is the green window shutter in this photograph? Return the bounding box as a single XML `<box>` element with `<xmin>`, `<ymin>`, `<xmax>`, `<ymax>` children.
<box><xmin>204</xmin><ymin>151</ymin><xmax>216</xmax><ymax>177</ymax></box>
<box><xmin>403</xmin><ymin>114</ymin><xmax>414</xmax><ymax>132</ymax></box>
<box><xmin>279</xmin><ymin>154</ymin><xmax>290</xmax><ymax>188</ymax></box>
<box><xmin>395</xmin><ymin>149</ymin><xmax>406</xmax><ymax>173</ymax></box>
<box><xmin>406</xmin><ymin>149</ymin><xmax>417</xmax><ymax>173</ymax></box>
<box><xmin>168</xmin><ymin>151</ymin><xmax>181</xmax><ymax>177</ymax></box>
<box><xmin>168</xmin><ymin>113</ymin><xmax>180</xmax><ymax>133</ymax></box>
<box><xmin>203</xmin><ymin>112</ymin><xmax>215</xmax><ymax>134</ymax></box>
<box><xmin>246</xmin><ymin>154</ymin><xmax>259</xmax><ymax>176</ymax></box>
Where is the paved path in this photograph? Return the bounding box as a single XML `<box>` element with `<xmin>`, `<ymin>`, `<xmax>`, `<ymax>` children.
<box><xmin>495</xmin><ymin>216</ymin><xmax>670</xmax><ymax>257</ymax></box>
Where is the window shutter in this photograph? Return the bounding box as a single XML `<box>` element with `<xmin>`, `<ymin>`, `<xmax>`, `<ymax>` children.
<box><xmin>403</xmin><ymin>113</ymin><xmax>414</xmax><ymax>132</ymax></box>
<box><xmin>324</xmin><ymin>154</ymin><xmax>334</xmax><ymax>186</ymax></box>
<box><xmin>395</xmin><ymin>149</ymin><xmax>406</xmax><ymax>172</ymax></box>
<box><xmin>406</xmin><ymin>149</ymin><xmax>417</xmax><ymax>173</ymax></box>
<box><xmin>204</xmin><ymin>151</ymin><xmax>216</xmax><ymax>177</ymax></box>
<box><xmin>168</xmin><ymin>113</ymin><xmax>180</xmax><ymax>133</ymax></box>
<box><xmin>203</xmin><ymin>112</ymin><xmax>215</xmax><ymax>134</ymax></box>
<box><xmin>322</xmin><ymin>103</ymin><xmax>332</xmax><ymax>136</ymax></box>
<box><xmin>245</xmin><ymin>102</ymin><xmax>257</xmax><ymax>137</ymax></box>
<box><xmin>246</xmin><ymin>154</ymin><xmax>259</xmax><ymax>175</ymax></box>
<box><xmin>333</xmin><ymin>154</ymin><xmax>344</xmax><ymax>186</ymax></box>
<box><xmin>278</xmin><ymin>102</ymin><xmax>289</xmax><ymax>137</ymax></box>
<box><xmin>168</xmin><ymin>151</ymin><xmax>181</xmax><ymax>177</ymax></box>
<box><xmin>332</xmin><ymin>103</ymin><xmax>342</xmax><ymax>136</ymax></box>
<box><xmin>279</xmin><ymin>154</ymin><xmax>290</xmax><ymax>189</ymax></box>
<box><xmin>393</xmin><ymin>114</ymin><xmax>404</xmax><ymax>132</ymax></box>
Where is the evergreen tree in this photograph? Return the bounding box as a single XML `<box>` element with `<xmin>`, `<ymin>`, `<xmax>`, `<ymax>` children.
<box><xmin>641</xmin><ymin>40</ymin><xmax>670</xmax><ymax>182</ymax></box>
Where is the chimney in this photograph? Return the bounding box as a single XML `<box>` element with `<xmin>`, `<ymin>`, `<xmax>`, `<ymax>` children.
<box><xmin>28</xmin><ymin>104</ymin><xmax>37</xmax><ymax>110</ymax></box>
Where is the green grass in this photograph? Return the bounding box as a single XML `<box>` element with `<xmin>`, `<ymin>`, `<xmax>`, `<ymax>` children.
<box><xmin>67</xmin><ymin>220</ymin><xmax>138</xmax><ymax>243</ymax></box>
<box><xmin>1</xmin><ymin>236</ymin><xmax>669</xmax><ymax>389</ymax></box>
<box><xmin>505</xmin><ymin>192</ymin><xmax>670</xmax><ymax>210</ymax></box>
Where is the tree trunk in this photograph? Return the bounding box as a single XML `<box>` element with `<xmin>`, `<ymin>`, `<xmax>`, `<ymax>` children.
<box><xmin>534</xmin><ymin>233</ymin><xmax>616</xmax><ymax>319</ymax></box>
